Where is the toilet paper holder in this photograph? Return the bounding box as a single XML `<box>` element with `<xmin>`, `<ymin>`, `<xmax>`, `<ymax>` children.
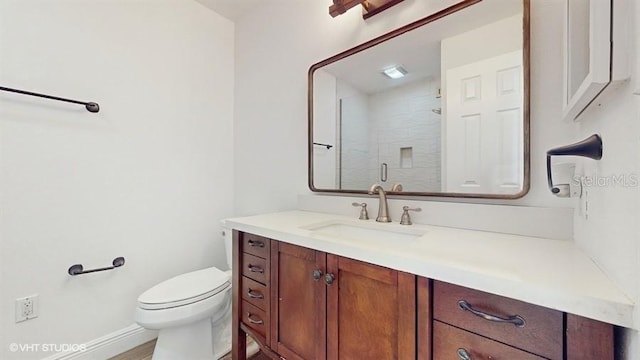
<box><xmin>547</xmin><ymin>134</ymin><xmax>602</xmax><ymax>196</ymax></box>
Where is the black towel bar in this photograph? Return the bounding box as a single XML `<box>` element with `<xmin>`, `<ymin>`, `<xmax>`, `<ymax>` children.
<box><xmin>68</xmin><ymin>257</ymin><xmax>125</xmax><ymax>276</ymax></box>
<box><xmin>0</xmin><ymin>86</ymin><xmax>100</xmax><ymax>113</ymax></box>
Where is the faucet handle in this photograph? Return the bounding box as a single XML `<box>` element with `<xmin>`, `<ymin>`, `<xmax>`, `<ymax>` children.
<box><xmin>400</xmin><ymin>206</ymin><xmax>422</xmax><ymax>225</ymax></box>
<box><xmin>352</xmin><ymin>202</ymin><xmax>369</xmax><ymax>220</ymax></box>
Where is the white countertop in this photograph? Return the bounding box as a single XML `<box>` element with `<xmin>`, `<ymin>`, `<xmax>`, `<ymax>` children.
<box><xmin>226</xmin><ymin>210</ymin><xmax>635</xmax><ymax>329</ymax></box>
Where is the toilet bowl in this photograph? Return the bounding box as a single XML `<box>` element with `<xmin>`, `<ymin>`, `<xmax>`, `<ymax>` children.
<box><xmin>135</xmin><ymin>226</ymin><xmax>234</xmax><ymax>360</ymax></box>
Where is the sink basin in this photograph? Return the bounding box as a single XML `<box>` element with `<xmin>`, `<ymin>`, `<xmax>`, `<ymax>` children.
<box><xmin>305</xmin><ymin>221</ymin><xmax>427</xmax><ymax>243</ymax></box>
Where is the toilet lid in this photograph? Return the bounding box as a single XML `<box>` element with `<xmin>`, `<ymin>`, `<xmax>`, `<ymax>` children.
<box><xmin>138</xmin><ymin>267</ymin><xmax>230</xmax><ymax>310</ymax></box>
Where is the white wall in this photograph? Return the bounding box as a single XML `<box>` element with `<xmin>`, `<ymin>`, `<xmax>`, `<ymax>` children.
<box><xmin>0</xmin><ymin>1</ymin><xmax>234</xmax><ymax>359</ymax></box>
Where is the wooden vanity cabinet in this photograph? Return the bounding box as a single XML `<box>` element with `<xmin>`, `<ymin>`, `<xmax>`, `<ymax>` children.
<box><xmin>234</xmin><ymin>231</ymin><xmax>614</xmax><ymax>360</ymax></box>
<box><xmin>233</xmin><ymin>231</ymin><xmax>416</xmax><ymax>360</ymax></box>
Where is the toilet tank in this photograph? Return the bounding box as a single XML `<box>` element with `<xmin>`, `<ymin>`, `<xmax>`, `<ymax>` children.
<box><xmin>221</xmin><ymin>221</ymin><xmax>233</xmax><ymax>270</ymax></box>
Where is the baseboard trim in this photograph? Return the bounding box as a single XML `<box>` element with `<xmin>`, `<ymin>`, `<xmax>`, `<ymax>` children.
<box><xmin>42</xmin><ymin>324</ymin><xmax>157</xmax><ymax>360</ymax></box>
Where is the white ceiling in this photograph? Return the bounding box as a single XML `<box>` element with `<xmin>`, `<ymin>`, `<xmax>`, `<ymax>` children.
<box><xmin>194</xmin><ymin>0</ymin><xmax>304</xmax><ymax>21</ymax></box>
<box><xmin>194</xmin><ymin>0</ymin><xmax>255</xmax><ymax>21</ymax></box>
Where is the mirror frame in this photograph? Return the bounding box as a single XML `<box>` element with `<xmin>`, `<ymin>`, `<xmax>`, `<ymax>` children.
<box><xmin>308</xmin><ymin>0</ymin><xmax>530</xmax><ymax>199</ymax></box>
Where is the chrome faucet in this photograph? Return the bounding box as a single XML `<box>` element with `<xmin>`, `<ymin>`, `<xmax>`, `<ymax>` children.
<box><xmin>368</xmin><ymin>184</ymin><xmax>391</xmax><ymax>222</ymax></box>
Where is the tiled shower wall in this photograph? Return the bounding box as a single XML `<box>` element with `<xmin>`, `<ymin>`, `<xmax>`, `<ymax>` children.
<box><xmin>342</xmin><ymin>80</ymin><xmax>441</xmax><ymax>191</ymax></box>
<box><xmin>368</xmin><ymin>78</ymin><xmax>442</xmax><ymax>192</ymax></box>
<box><xmin>338</xmin><ymin>80</ymin><xmax>441</xmax><ymax>191</ymax></box>
<box><xmin>340</xmin><ymin>78</ymin><xmax>442</xmax><ymax>192</ymax></box>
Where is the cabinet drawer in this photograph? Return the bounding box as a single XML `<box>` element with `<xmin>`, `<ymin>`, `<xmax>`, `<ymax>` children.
<box><xmin>433</xmin><ymin>321</ymin><xmax>546</xmax><ymax>360</ymax></box>
<box><xmin>241</xmin><ymin>233</ymin><xmax>270</xmax><ymax>259</ymax></box>
<box><xmin>242</xmin><ymin>253</ymin><xmax>269</xmax><ymax>284</ymax></box>
<box><xmin>242</xmin><ymin>301</ymin><xmax>268</xmax><ymax>339</ymax></box>
<box><xmin>433</xmin><ymin>281</ymin><xmax>563</xmax><ymax>359</ymax></box>
<box><xmin>241</xmin><ymin>276</ymin><xmax>268</xmax><ymax>311</ymax></box>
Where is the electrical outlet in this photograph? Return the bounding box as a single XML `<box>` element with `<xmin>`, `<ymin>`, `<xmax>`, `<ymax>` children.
<box><xmin>15</xmin><ymin>295</ymin><xmax>38</xmax><ymax>323</ymax></box>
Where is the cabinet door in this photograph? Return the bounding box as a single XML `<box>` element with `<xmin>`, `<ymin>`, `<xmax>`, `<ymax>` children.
<box><xmin>272</xmin><ymin>242</ymin><xmax>326</xmax><ymax>360</ymax></box>
<box><xmin>326</xmin><ymin>255</ymin><xmax>416</xmax><ymax>360</ymax></box>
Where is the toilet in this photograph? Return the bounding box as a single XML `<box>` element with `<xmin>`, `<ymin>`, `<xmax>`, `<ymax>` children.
<box><xmin>135</xmin><ymin>227</ymin><xmax>234</xmax><ymax>360</ymax></box>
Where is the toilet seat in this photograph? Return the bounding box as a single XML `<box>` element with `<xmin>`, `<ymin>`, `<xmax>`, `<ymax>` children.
<box><xmin>138</xmin><ymin>267</ymin><xmax>230</xmax><ymax>310</ymax></box>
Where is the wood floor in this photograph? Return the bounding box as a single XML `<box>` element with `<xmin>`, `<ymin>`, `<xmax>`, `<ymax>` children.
<box><xmin>110</xmin><ymin>339</ymin><xmax>268</xmax><ymax>360</ymax></box>
<box><xmin>109</xmin><ymin>340</ymin><xmax>155</xmax><ymax>360</ymax></box>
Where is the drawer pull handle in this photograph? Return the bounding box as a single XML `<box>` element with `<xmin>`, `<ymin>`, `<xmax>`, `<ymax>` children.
<box><xmin>247</xmin><ymin>312</ymin><xmax>264</xmax><ymax>325</ymax></box>
<box><xmin>247</xmin><ymin>289</ymin><xmax>264</xmax><ymax>299</ymax></box>
<box><xmin>457</xmin><ymin>348</ymin><xmax>472</xmax><ymax>360</ymax></box>
<box><xmin>248</xmin><ymin>265</ymin><xmax>264</xmax><ymax>273</ymax></box>
<box><xmin>248</xmin><ymin>239</ymin><xmax>265</xmax><ymax>248</ymax></box>
<box><xmin>458</xmin><ymin>300</ymin><xmax>526</xmax><ymax>328</ymax></box>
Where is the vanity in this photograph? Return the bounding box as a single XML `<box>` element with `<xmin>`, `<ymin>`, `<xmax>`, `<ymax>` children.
<box><xmin>227</xmin><ymin>210</ymin><xmax>633</xmax><ymax>360</ymax></box>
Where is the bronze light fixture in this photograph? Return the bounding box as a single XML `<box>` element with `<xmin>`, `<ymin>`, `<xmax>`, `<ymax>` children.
<box><xmin>329</xmin><ymin>0</ymin><xmax>405</xmax><ymax>19</ymax></box>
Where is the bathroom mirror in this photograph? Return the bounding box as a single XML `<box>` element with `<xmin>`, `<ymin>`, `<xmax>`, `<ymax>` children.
<box><xmin>309</xmin><ymin>0</ymin><xmax>530</xmax><ymax>199</ymax></box>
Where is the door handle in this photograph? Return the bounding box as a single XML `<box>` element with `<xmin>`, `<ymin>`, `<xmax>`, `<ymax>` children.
<box><xmin>458</xmin><ymin>300</ymin><xmax>526</xmax><ymax>327</ymax></box>
<box><xmin>380</xmin><ymin>163</ymin><xmax>388</xmax><ymax>182</ymax></box>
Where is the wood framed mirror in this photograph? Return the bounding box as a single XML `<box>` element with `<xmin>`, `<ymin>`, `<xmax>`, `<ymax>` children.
<box><xmin>308</xmin><ymin>0</ymin><xmax>530</xmax><ymax>199</ymax></box>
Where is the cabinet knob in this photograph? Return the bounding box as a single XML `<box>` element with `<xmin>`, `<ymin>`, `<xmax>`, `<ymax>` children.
<box><xmin>457</xmin><ymin>348</ymin><xmax>471</xmax><ymax>360</ymax></box>
<box><xmin>312</xmin><ymin>269</ymin><xmax>323</xmax><ymax>281</ymax></box>
<box><xmin>324</xmin><ymin>273</ymin><xmax>335</xmax><ymax>285</ymax></box>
